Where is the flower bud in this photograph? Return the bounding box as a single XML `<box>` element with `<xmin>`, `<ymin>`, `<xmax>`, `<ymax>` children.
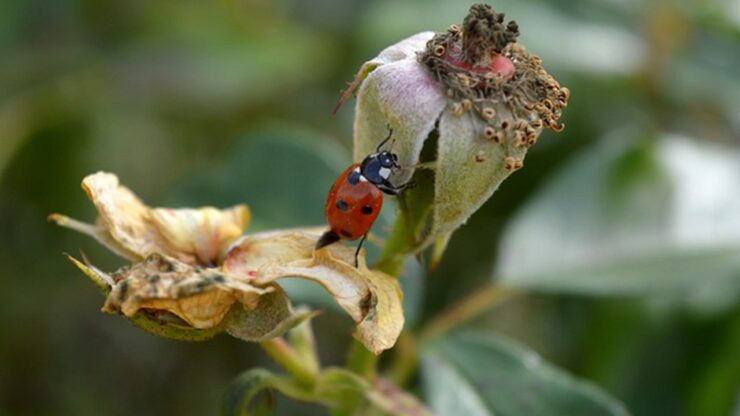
<box><xmin>347</xmin><ymin>4</ymin><xmax>568</xmax><ymax>251</ymax></box>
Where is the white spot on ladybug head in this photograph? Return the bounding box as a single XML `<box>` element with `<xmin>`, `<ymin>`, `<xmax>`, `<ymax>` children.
<box><xmin>379</xmin><ymin>167</ymin><xmax>391</xmax><ymax>179</ymax></box>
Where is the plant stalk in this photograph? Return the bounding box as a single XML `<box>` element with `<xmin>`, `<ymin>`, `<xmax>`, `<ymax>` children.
<box><xmin>259</xmin><ymin>337</ymin><xmax>318</xmax><ymax>388</ymax></box>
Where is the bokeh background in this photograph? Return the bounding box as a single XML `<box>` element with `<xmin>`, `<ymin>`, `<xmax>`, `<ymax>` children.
<box><xmin>2</xmin><ymin>0</ymin><xmax>739</xmax><ymax>415</ymax></box>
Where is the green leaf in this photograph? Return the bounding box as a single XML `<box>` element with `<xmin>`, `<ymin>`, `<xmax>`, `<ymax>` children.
<box><xmin>222</xmin><ymin>368</ymin><xmax>311</xmax><ymax>416</ymax></box>
<box><xmin>496</xmin><ymin>134</ymin><xmax>740</xmax><ymax>303</ymax></box>
<box><xmin>421</xmin><ymin>330</ymin><xmax>629</xmax><ymax>416</ymax></box>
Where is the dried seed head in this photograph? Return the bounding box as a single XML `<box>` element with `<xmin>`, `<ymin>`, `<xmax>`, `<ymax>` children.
<box><xmin>504</xmin><ymin>157</ymin><xmax>523</xmax><ymax>171</ymax></box>
<box><xmin>462</xmin><ymin>4</ymin><xmax>519</xmax><ymax>62</ymax></box>
<box><xmin>493</xmin><ymin>131</ymin><xmax>504</xmax><ymax>143</ymax></box>
<box><xmin>482</xmin><ymin>107</ymin><xmax>496</xmax><ymax>120</ymax></box>
<box><xmin>512</xmin><ymin>132</ymin><xmax>525</xmax><ymax>148</ymax></box>
<box><xmin>461</xmin><ymin>98</ymin><xmax>473</xmax><ymax>111</ymax></box>
<box><xmin>419</xmin><ymin>4</ymin><xmax>568</xmax><ymax>139</ymax></box>
<box><xmin>524</xmin><ymin>125</ymin><xmax>536</xmax><ymax>138</ymax></box>
<box><xmin>483</xmin><ymin>126</ymin><xmax>497</xmax><ymax>140</ymax></box>
<box><xmin>451</xmin><ymin>102</ymin><xmax>464</xmax><ymax>116</ymax></box>
<box><xmin>550</xmin><ymin>122</ymin><xmax>565</xmax><ymax>132</ymax></box>
<box><xmin>512</xmin><ymin>131</ymin><xmax>525</xmax><ymax>147</ymax></box>
<box><xmin>561</xmin><ymin>87</ymin><xmax>571</xmax><ymax>101</ymax></box>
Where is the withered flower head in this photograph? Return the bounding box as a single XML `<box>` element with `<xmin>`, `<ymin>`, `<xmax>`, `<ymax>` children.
<box><xmin>346</xmin><ymin>4</ymin><xmax>569</xmax><ymax>251</ymax></box>
<box><xmin>52</xmin><ymin>172</ymin><xmax>403</xmax><ymax>354</ymax></box>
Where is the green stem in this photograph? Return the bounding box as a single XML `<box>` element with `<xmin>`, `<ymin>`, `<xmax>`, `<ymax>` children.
<box><xmin>259</xmin><ymin>337</ymin><xmax>318</xmax><ymax>388</ymax></box>
<box><xmin>346</xmin><ymin>340</ymin><xmax>378</xmax><ymax>380</ymax></box>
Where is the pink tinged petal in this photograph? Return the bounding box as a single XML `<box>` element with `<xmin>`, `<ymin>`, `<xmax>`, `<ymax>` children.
<box><xmin>354</xmin><ymin>58</ymin><xmax>447</xmax><ymax>184</ymax></box>
<box><xmin>372</xmin><ymin>31</ymin><xmax>436</xmax><ymax>64</ymax></box>
<box><xmin>335</xmin><ymin>31</ymin><xmax>437</xmax><ymax>114</ymax></box>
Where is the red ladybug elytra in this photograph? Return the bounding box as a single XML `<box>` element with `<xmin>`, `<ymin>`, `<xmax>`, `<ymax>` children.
<box><xmin>316</xmin><ymin>129</ymin><xmax>411</xmax><ymax>266</ymax></box>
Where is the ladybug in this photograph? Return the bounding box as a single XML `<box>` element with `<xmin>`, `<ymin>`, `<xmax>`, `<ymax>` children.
<box><xmin>316</xmin><ymin>129</ymin><xmax>411</xmax><ymax>266</ymax></box>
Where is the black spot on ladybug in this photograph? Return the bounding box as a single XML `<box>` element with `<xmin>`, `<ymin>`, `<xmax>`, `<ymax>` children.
<box><xmin>361</xmin><ymin>205</ymin><xmax>373</xmax><ymax>215</ymax></box>
<box><xmin>340</xmin><ymin>229</ymin><xmax>353</xmax><ymax>238</ymax></box>
<box><xmin>348</xmin><ymin>171</ymin><xmax>361</xmax><ymax>185</ymax></box>
<box><xmin>336</xmin><ymin>199</ymin><xmax>349</xmax><ymax>211</ymax></box>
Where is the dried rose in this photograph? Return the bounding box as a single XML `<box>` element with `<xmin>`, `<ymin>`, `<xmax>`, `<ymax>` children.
<box><xmin>344</xmin><ymin>4</ymin><xmax>569</xmax><ymax>255</ymax></box>
<box><xmin>52</xmin><ymin>172</ymin><xmax>403</xmax><ymax>353</ymax></box>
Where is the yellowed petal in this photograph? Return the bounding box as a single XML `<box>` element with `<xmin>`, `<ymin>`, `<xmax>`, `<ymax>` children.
<box><xmin>101</xmin><ymin>254</ymin><xmax>268</xmax><ymax>328</ymax></box>
<box><xmin>55</xmin><ymin>172</ymin><xmax>251</xmax><ymax>266</ymax></box>
<box><xmin>80</xmin><ymin>172</ymin><xmax>166</xmax><ymax>261</ymax></box>
<box><xmin>224</xmin><ymin>229</ymin><xmax>404</xmax><ymax>354</ymax></box>
<box><xmin>150</xmin><ymin>205</ymin><xmax>250</xmax><ymax>266</ymax></box>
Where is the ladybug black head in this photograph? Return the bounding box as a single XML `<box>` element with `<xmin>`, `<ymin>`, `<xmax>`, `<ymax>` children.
<box><xmin>360</xmin><ymin>151</ymin><xmax>400</xmax><ymax>185</ymax></box>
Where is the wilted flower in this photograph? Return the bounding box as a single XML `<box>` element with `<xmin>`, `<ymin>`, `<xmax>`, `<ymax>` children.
<box><xmin>51</xmin><ymin>172</ymin><xmax>403</xmax><ymax>354</ymax></box>
<box><xmin>344</xmin><ymin>4</ymin><xmax>569</xmax><ymax>252</ymax></box>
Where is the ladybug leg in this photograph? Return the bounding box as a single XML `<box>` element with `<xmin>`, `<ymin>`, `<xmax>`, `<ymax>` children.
<box><xmin>354</xmin><ymin>233</ymin><xmax>368</xmax><ymax>267</ymax></box>
<box><xmin>378</xmin><ymin>179</ymin><xmax>415</xmax><ymax>195</ymax></box>
<box><xmin>378</xmin><ymin>185</ymin><xmax>401</xmax><ymax>196</ymax></box>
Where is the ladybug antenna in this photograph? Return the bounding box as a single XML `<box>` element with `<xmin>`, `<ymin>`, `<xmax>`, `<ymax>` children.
<box><xmin>376</xmin><ymin>126</ymin><xmax>394</xmax><ymax>152</ymax></box>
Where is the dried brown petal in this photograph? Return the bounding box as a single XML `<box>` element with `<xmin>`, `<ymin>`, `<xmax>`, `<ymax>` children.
<box><xmin>224</xmin><ymin>230</ymin><xmax>404</xmax><ymax>354</ymax></box>
<box><xmin>73</xmin><ymin>253</ymin><xmax>266</xmax><ymax>328</ymax></box>
<box><xmin>68</xmin><ymin>253</ymin><xmax>315</xmax><ymax>341</ymax></box>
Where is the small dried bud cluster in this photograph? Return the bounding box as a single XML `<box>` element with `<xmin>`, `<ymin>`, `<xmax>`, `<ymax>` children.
<box><xmin>419</xmin><ymin>3</ymin><xmax>569</xmax><ymax>162</ymax></box>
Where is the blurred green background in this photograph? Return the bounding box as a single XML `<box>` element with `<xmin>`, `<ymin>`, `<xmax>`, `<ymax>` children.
<box><xmin>1</xmin><ymin>0</ymin><xmax>739</xmax><ymax>415</ymax></box>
